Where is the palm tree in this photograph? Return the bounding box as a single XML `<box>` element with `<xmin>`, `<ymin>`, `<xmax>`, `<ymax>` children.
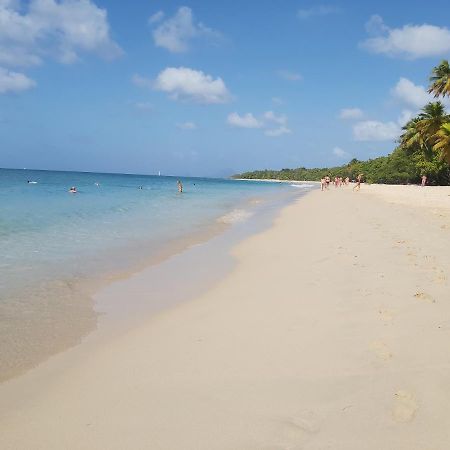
<box><xmin>399</xmin><ymin>117</ymin><xmax>421</xmax><ymax>150</ymax></box>
<box><xmin>433</xmin><ymin>123</ymin><xmax>450</xmax><ymax>163</ymax></box>
<box><xmin>416</xmin><ymin>102</ymin><xmax>449</xmax><ymax>148</ymax></box>
<box><xmin>428</xmin><ymin>60</ymin><xmax>450</xmax><ymax>98</ymax></box>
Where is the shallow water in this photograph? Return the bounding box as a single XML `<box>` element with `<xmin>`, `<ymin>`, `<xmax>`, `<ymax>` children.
<box><xmin>0</xmin><ymin>168</ymin><xmax>312</xmax><ymax>380</ymax></box>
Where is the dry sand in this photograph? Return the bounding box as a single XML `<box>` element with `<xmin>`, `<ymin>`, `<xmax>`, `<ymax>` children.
<box><xmin>1</xmin><ymin>184</ymin><xmax>450</xmax><ymax>449</ymax></box>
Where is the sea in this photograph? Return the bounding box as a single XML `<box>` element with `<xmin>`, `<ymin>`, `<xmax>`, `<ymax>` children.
<box><xmin>0</xmin><ymin>168</ymin><xmax>314</xmax><ymax>380</ymax></box>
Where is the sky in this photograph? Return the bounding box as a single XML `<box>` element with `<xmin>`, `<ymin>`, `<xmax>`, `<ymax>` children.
<box><xmin>1</xmin><ymin>0</ymin><xmax>450</xmax><ymax>177</ymax></box>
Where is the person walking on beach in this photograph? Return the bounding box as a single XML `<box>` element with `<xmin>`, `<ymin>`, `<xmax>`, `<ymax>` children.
<box><xmin>320</xmin><ymin>177</ymin><xmax>326</xmax><ymax>191</ymax></box>
<box><xmin>421</xmin><ymin>175</ymin><xmax>427</xmax><ymax>187</ymax></box>
<box><xmin>353</xmin><ymin>174</ymin><xmax>363</xmax><ymax>191</ymax></box>
<box><xmin>177</xmin><ymin>180</ymin><xmax>183</xmax><ymax>193</ymax></box>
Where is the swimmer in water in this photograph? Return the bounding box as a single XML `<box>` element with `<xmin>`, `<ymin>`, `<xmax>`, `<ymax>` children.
<box><xmin>177</xmin><ymin>180</ymin><xmax>183</xmax><ymax>193</ymax></box>
<box><xmin>69</xmin><ymin>186</ymin><xmax>77</xmax><ymax>193</ymax></box>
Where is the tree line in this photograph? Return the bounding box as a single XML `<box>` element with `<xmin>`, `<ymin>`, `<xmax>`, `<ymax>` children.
<box><xmin>234</xmin><ymin>61</ymin><xmax>450</xmax><ymax>185</ymax></box>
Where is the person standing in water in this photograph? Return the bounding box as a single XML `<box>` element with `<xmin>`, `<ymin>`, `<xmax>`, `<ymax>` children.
<box><xmin>177</xmin><ymin>180</ymin><xmax>183</xmax><ymax>193</ymax></box>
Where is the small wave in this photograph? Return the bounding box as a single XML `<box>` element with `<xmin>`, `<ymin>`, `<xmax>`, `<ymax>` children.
<box><xmin>217</xmin><ymin>209</ymin><xmax>253</xmax><ymax>225</ymax></box>
<box><xmin>289</xmin><ymin>183</ymin><xmax>316</xmax><ymax>189</ymax></box>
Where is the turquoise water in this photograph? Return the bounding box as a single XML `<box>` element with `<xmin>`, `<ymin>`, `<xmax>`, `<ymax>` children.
<box><xmin>0</xmin><ymin>168</ymin><xmax>313</xmax><ymax>379</ymax></box>
<box><xmin>1</xmin><ymin>169</ymin><xmax>297</xmax><ymax>295</ymax></box>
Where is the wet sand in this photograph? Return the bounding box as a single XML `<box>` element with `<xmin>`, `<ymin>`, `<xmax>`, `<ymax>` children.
<box><xmin>1</xmin><ymin>184</ymin><xmax>449</xmax><ymax>449</ymax></box>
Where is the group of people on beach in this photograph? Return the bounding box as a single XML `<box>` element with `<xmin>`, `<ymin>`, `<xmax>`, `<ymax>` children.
<box><xmin>320</xmin><ymin>174</ymin><xmax>363</xmax><ymax>192</ymax></box>
<box><xmin>320</xmin><ymin>175</ymin><xmax>351</xmax><ymax>191</ymax></box>
<box><xmin>320</xmin><ymin>173</ymin><xmax>428</xmax><ymax>191</ymax></box>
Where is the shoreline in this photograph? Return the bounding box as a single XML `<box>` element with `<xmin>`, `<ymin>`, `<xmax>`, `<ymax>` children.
<box><xmin>0</xmin><ymin>186</ymin><xmax>308</xmax><ymax>383</ymax></box>
<box><xmin>233</xmin><ymin>178</ymin><xmax>320</xmax><ymax>184</ymax></box>
<box><xmin>1</xmin><ymin>185</ymin><xmax>450</xmax><ymax>449</ymax></box>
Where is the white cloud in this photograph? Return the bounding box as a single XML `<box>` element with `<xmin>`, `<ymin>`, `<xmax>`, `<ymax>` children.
<box><xmin>227</xmin><ymin>110</ymin><xmax>291</xmax><ymax>137</ymax></box>
<box><xmin>297</xmin><ymin>5</ymin><xmax>340</xmax><ymax>19</ymax></box>
<box><xmin>264</xmin><ymin>110</ymin><xmax>286</xmax><ymax>125</ymax></box>
<box><xmin>397</xmin><ymin>109</ymin><xmax>414</xmax><ymax>126</ymax></box>
<box><xmin>353</xmin><ymin>120</ymin><xmax>400</xmax><ymax>141</ymax></box>
<box><xmin>131</xmin><ymin>74</ymin><xmax>153</xmax><ymax>89</ymax></box>
<box><xmin>227</xmin><ymin>112</ymin><xmax>262</xmax><ymax>128</ymax></box>
<box><xmin>151</xmin><ymin>6</ymin><xmax>219</xmax><ymax>53</ymax></box>
<box><xmin>364</xmin><ymin>14</ymin><xmax>389</xmax><ymax>35</ymax></box>
<box><xmin>361</xmin><ymin>15</ymin><xmax>450</xmax><ymax>59</ymax></box>
<box><xmin>154</xmin><ymin>67</ymin><xmax>230</xmax><ymax>104</ymax></box>
<box><xmin>332</xmin><ymin>147</ymin><xmax>350</xmax><ymax>159</ymax></box>
<box><xmin>0</xmin><ymin>47</ymin><xmax>42</xmax><ymax>68</ymax></box>
<box><xmin>277</xmin><ymin>70</ymin><xmax>302</xmax><ymax>81</ymax></box>
<box><xmin>339</xmin><ymin>107</ymin><xmax>364</xmax><ymax>120</ymax></box>
<box><xmin>0</xmin><ymin>0</ymin><xmax>122</xmax><ymax>69</ymax></box>
<box><xmin>149</xmin><ymin>10</ymin><xmax>164</xmax><ymax>24</ymax></box>
<box><xmin>391</xmin><ymin>77</ymin><xmax>436</xmax><ymax>108</ymax></box>
<box><xmin>0</xmin><ymin>67</ymin><xmax>35</xmax><ymax>93</ymax></box>
<box><xmin>177</xmin><ymin>121</ymin><xmax>197</xmax><ymax>130</ymax></box>
<box><xmin>264</xmin><ymin>110</ymin><xmax>292</xmax><ymax>137</ymax></box>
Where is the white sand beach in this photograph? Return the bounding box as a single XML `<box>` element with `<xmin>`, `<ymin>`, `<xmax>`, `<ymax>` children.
<box><xmin>1</xmin><ymin>184</ymin><xmax>450</xmax><ymax>449</ymax></box>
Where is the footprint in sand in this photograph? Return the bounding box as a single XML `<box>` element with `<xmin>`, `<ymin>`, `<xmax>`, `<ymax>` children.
<box><xmin>393</xmin><ymin>240</ymin><xmax>407</xmax><ymax>249</ymax></box>
<box><xmin>392</xmin><ymin>390</ymin><xmax>418</xmax><ymax>423</ymax></box>
<box><xmin>433</xmin><ymin>269</ymin><xmax>447</xmax><ymax>284</ymax></box>
<box><xmin>370</xmin><ymin>341</ymin><xmax>393</xmax><ymax>361</ymax></box>
<box><xmin>414</xmin><ymin>292</ymin><xmax>436</xmax><ymax>303</ymax></box>
<box><xmin>378</xmin><ymin>309</ymin><xmax>394</xmax><ymax>322</ymax></box>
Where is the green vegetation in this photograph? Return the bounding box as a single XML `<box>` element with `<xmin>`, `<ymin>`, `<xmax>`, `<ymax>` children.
<box><xmin>234</xmin><ymin>61</ymin><xmax>450</xmax><ymax>185</ymax></box>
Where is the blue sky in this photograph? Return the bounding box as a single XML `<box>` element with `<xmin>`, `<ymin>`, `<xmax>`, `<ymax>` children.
<box><xmin>1</xmin><ymin>0</ymin><xmax>450</xmax><ymax>177</ymax></box>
